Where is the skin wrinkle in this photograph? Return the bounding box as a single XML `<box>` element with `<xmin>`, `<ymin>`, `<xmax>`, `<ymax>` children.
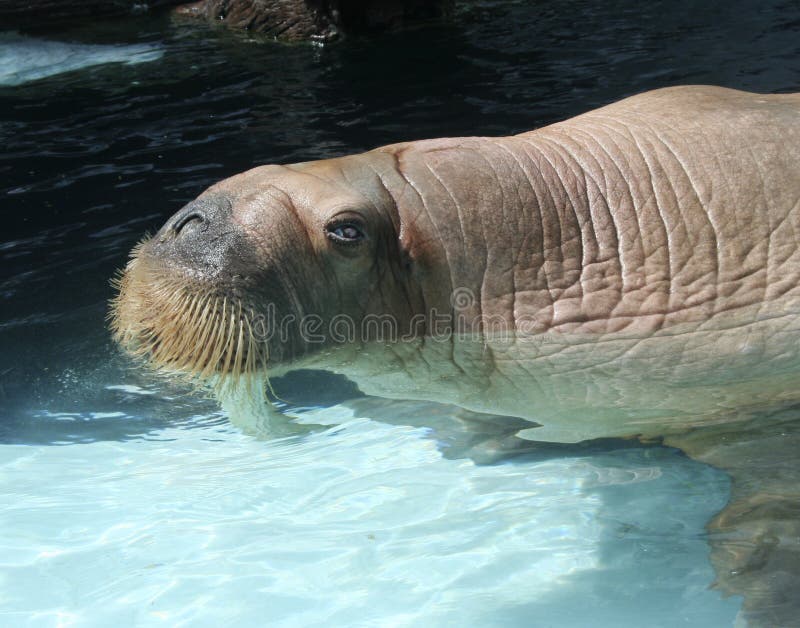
<box><xmin>379</xmin><ymin>149</ymin><xmax>432</xmax><ymax>330</ymax></box>
<box><xmin>642</xmin><ymin>123</ymin><xmax>721</xmax><ymax>317</ymax></box>
<box><xmin>517</xmin><ymin>142</ymin><xmax>563</xmax><ymax>262</ymax></box>
<box><xmin>538</xmin><ymin>130</ymin><xmax>632</xmax><ymax>324</ymax></box>
<box><xmin>379</xmin><ymin>234</ymin><xmax>423</xmax><ymax>336</ymax></box>
<box><xmin>490</xmin><ymin>140</ymin><xmax>548</xmax><ymax>311</ymax></box>
<box><xmin>418</xmin><ymin>157</ymin><xmax>473</xmax><ymax>314</ymax></box>
<box><xmin>366</xmin><ymin>162</ymin><xmax>403</xmax><ymax>236</ymax></box>
<box><xmin>487</xmin><ymin>144</ymin><xmax>527</xmax><ymax>330</ymax></box>
<box><xmin>392</xmin><ymin>148</ymin><xmax>458</xmax><ymax>321</ymax></box>
<box><xmin>384</xmin><ymin>148</ymin><xmax>427</xmax><ymax>241</ymax></box>
<box><xmin>532</xmin><ymin>129</ymin><xmax>618</xmax><ymax>264</ymax></box>
<box><xmin>412</xmin><ymin>145</ymin><xmax>502</xmax><ymax>375</ymax></box>
<box><xmin>525</xmin><ymin>137</ymin><xmax>586</xmax><ymax>263</ymax></box>
<box><xmin>742</xmin><ymin>142</ymin><xmax>774</xmax><ymax>311</ymax></box>
<box><xmin>371</xmin><ymin>233</ymin><xmax>414</xmax><ymax>338</ymax></box>
<box><xmin>572</xmin><ymin>135</ymin><xmax>633</xmax><ymax>296</ymax></box>
<box><xmin>769</xmin><ymin>195</ymin><xmax>800</xmax><ymax>302</ymax></box>
<box><xmin>469</xmin><ymin>146</ymin><xmax>505</xmax><ymax>311</ymax></box>
<box><xmin>580</xmin><ymin>121</ymin><xmax>681</xmax><ymax>324</ymax></box>
<box><xmin>527</xmin><ymin>147</ymin><xmax>586</xmax><ymax>326</ymax></box>
<box><xmin>525</xmin><ymin>137</ymin><xmax>590</xmax><ymax>311</ymax></box>
<box><xmin>484</xmin><ymin>146</ymin><xmax>521</xmax><ymax>267</ymax></box>
<box><xmin>665</xmin><ymin>134</ymin><xmax>720</xmax><ymax>314</ymax></box>
<box><xmin>467</xmin><ymin>145</ymin><xmax>518</xmax><ymax>331</ymax></box>
<box><xmin>522</xmin><ymin>138</ymin><xmax>598</xmax><ymax>266</ymax></box>
<box><xmin>530</xmin><ymin>147</ymin><xmax>566</xmax><ymax>270</ymax></box>
<box><xmin>701</xmin><ymin>134</ymin><xmax>762</xmax><ymax>305</ymax></box>
<box><xmin>509</xmin><ymin>143</ymin><xmax>553</xmax><ymax>276</ymax></box>
<box><xmin>569</xmin><ymin>123</ymin><xmax>652</xmax><ymax>313</ymax></box>
<box><xmin>582</xmin><ymin>123</ymin><xmax>658</xmax><ymax>261</ymax></box>
<box><xmin>415</xmin><ymin>152</ymin><xmax>470</xmax><ymax>286</ymax></box>
<box><xmin>532</xmin><ymin>130</ymin><xmax>625</xmax><ymax>324</ymax></box>
<box><xmin>489</xmin><ymin>141</ymin><xmax>544</xmax><ymax>330</ymax></box>
<box><xmin>515</xmin><ymin>141</ymin><xmax>560</xmax><ymax>323</ymax></box>
<box><xmin>623</xmin><ymin>131</ymin><xmax>677</xmax><ymax>327</ymax></box>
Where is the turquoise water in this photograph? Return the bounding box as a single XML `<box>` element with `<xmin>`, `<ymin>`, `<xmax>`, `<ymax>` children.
<box><xmin>2</xmin><ymin>394</ymin><xmax>739</xmax><ymax>626</ymax></box>
<box><xmin>3</xmin><ymin>1</ymin><xmax>800</xmax><ymax>625</ymax></box>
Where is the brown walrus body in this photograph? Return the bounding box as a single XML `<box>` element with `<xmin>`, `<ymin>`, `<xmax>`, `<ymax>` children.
<box><xmin>112</xmin><ymin>85</ymin><xmax>800</xmax><ymax>626</ymax></box>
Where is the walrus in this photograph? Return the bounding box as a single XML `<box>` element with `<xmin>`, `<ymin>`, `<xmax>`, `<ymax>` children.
<box><xmin>112</xmin><ymin>85</ymin><xmax>800</xmax><ymax>626</ymax></box>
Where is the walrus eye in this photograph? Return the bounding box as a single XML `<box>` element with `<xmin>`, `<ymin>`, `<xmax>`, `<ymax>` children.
<box><xmin>325</xmin><ymin>221</ymin><xmax>366</xmax><ymax>245</ymax></box>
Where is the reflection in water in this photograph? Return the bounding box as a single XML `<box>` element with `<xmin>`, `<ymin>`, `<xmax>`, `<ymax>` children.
<box><xmin>2</xmin><ymin>1</ymin><xmax>800</xmax><ymax>625</ymax></box>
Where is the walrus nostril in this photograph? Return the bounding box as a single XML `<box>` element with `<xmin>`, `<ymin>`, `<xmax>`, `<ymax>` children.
<box><xmin>172</xmin><ymin>208</ymin><xmax>207</xmax><ymax>235</ymax></box>
<box><xmin>159</xmin><ymin>196</ymin><xmax>232</xmax><ymax>243</ymax></box>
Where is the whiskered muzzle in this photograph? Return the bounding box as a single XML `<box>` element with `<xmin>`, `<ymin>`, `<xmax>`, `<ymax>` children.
<box><xmin>109</xmin><ymin>244</ymin><xmax>269</xmax><ymax>388</ymax></box>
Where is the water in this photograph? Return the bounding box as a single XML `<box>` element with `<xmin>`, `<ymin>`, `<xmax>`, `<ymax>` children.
<box><xmin>2</xmin><ymin>1</ymin><xmax>799</xmax><ymax>625</ymax></box>
<box><xmin>0</xmin><ymin>32</ymin><xmax>163</xmax><ymax>87</ymax></box>
<box><xmin>2</xmin><ymin>417</ymin><xmax>734</xmax><ymax>627</ymax></box>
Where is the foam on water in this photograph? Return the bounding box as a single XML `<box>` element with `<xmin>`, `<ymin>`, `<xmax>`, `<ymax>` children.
<box><xmin>0</xmin><ymin>405</ymin><xmax>741</xmax><ymax>627</ymax></box>
<box><xmin>0</xmin><ymin>33</ymin><xmax>163</xmax><ymax>87</ymax></box>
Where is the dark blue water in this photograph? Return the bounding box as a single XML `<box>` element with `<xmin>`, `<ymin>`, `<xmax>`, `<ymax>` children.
<box><xmin>1</xmin><ymin>2</ymin><xmax>799</xmax><ymax>625</ymax></box>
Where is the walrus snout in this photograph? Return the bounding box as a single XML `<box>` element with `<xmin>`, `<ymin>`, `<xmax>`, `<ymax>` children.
<box><xmin>149</xmin><ymin>194</ymin><xmax>254</xmax><ymax>281</ymax></box>
<box><xmin>109</xmin><ymin>190</ymin><xmax>280</xmax><ymax>382</ymax></box>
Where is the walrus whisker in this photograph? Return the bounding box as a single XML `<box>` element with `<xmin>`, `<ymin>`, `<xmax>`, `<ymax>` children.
<box><xmin>209</xmin><ymin>299</ymin><xmax>230</xmax><ymax>377</ymax></box>
<box><xmin>188</xmin><ymin>295</ymin><xmax>217</xmax><ymax>364</ymax></box>
<box><xmin>197</xmin><ymin>311</ymin><xmax>225</xmax><ymax>378</ymax></box>
<box><xmin>183</xmin><ymin>295</ymin><xmax>214</xmax><ymax>366</ymax></box>
<box><xmin>243</xmin><ymin>315</ymin><xmax>259</xmax><ymax>383</ymax></box>
<box><xmin>194</xmin><ymin>299</ymin><xmax>223</xmax><ymax>374</ymax></box>
<box><xmin>200</xmin><ymin>298</ymin><xmax>228</xmax><ymax>380</ymax></box>
<box><xmin>175</xmin><ymin>292</ymin><xmax>211</xmax><ymax>358</ymax></box>
<box><xmin>220</xmin><ymin>306</ymin><xmax>238</xmax><ymax>380</ymax></box>
<box><xmin>159</xmin><ymin>293</ymin><xmax>195</xmax><ymax>359</ymax></box>
<box><xmin>233</xmin><ymin>303</ymin><xmax>245</xmax><ymax>381</ymax></box>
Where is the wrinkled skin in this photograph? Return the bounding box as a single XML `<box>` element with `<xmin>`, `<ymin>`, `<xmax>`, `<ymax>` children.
<box><xmin>113</xmin><ymin>86</ymin><xmax>800</xmax><ymax>626</ymax></box>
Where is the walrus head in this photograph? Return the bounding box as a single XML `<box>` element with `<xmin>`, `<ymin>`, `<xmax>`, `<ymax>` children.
<box><xmin>111</xmin><ymin>151</ymin><xmax>422</xmax><ymax>387</ymax></box>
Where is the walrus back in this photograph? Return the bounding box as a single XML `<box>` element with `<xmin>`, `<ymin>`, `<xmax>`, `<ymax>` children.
<box><xmin>384</xmin><ymin>85</ymin><xmax>800</xmax><ymax>335</ymax></box>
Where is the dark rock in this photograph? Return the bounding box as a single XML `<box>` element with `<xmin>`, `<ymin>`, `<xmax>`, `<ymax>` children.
<box><xmin>174</xmin><ymin>0</ymin><xmax>339</xmax><ymax>42</ymax></box>
<box><xmin>174</xmin><ymin>0</ymin><xmax>453</xmax><ymax>41</ymax></box>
